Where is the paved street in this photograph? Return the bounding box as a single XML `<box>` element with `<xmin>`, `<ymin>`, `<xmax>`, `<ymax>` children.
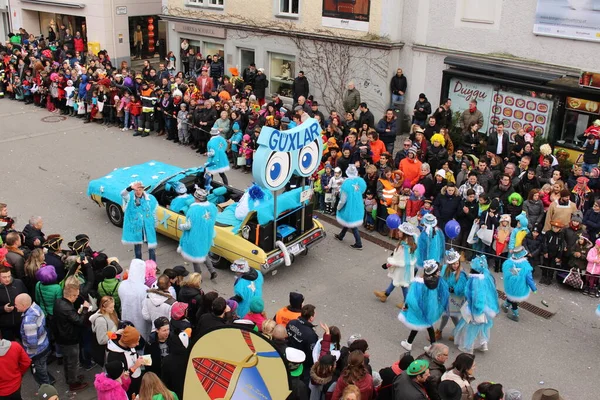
<box><xmin>1</xmin><ymin>100</ymin><xmax>599</xmax><ymax>399</ymax></box>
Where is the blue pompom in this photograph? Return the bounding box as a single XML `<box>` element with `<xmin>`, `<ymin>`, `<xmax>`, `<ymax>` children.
<box><xmin>249</xmin><ymin>184</ymin><xmax>265</xmax><ymax>201</ymax></box>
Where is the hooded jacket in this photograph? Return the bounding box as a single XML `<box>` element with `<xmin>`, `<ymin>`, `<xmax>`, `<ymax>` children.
<box><xmin>0</xmin><ymin>339</ymin><xmax>31</xmax><ymax>396</ymax></box>
<box><xmin>94</xmin><ymin>372</ymin><xmax>131</xmax><ymax>400</ymax></box>
<box><xmin>78</xmin><ymin>74</ymin><xmax>88</xmax><ymax>99</ymax></box>
<box><xmin>142</xmin><ymin>289</ymin><xmax>175</xmax><ymax>326</ymax></box>
<box><xmin>118</xmin><ymin>259</ymin><xmax>150</xmax><ymax>339</ymax></box>
<box><xmin>309</xmin><ymin>363</ymin><xmax>334</xmax><ymax>400</ymax></box>
<box><xmin>178</xmin><ymin>285</ymin><xmax>203</xmax><ymax>326</ymax></box>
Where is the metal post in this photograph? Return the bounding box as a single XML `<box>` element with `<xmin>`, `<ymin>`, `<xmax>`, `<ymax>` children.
<box><xmin>300</xmin><ymin>177</ymin><xmax>306</xmax><ymax>233</ymax></box>
<box><xmin>273</xmin><ymin>191</ymin><xmax>278</xmax><ymax>250</ymax></box>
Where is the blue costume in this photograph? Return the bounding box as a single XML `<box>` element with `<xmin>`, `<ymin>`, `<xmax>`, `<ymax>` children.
<box><xmin>453</xmin><ymin>255</ymin><xmax>500</xmax><ymax>353</ymax></box>
<box><xmin>207</xmin><ymin>134</ymin><xmax>230</xmax><ymax>174</ymax></box>
<box><xmin>509</xmin><ymin>213</ymin><xmax>529</xmax><ymax>251</ymax></box>
<box><xmin>596</xmin><ymin>304</ymin><xmax>600</xmax><ymax>317</ymax></box>
<box><xmin>178</xmin><ymin>201</ymin><xmax>218</xmax><ymax>263</ymax></box>
<box><xmin>398</xmin><ymin>274</ymin><xmax>449</xmax><ymax>331</ymax></box>
<box><xmin>121</xmin><ymin>188</ymin><xmax>158</xmax><ymax>248</ymax></box>
<box><xmin>336</xmin><ymin>176</ymin><xmax>367</xmax><ymax>228</ymax></box>
<box><xmin>233</xmin><ymin>268</ymin><xmax>264</xmax><ymax>318</ymax></box>
<box><xmin>170</xmin><ymin>194</ymin><xmax>194</xmax><ymax>214</ymax></box>
<box><xmin>417</xmin><ymin>215</ymin><xmax>446</xmax><ymax>267</ymax></box>
<box><xmin>440</xmin><ymin>261</ymin><xmax>468</xmax><ymax>319</ymax></box>
<box><xmin>501</xmin><ymin>246</ymin><xmax>537</xmax><ymax>322</ymax></box>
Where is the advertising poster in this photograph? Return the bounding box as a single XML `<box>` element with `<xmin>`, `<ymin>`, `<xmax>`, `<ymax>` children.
<box><xmin>448</xmin><ymin>77</ymin><xmax>494</xmax><ymax>134</ymax></box>
<box><xmin>533</xmin><ymin>0</ymin><xmax>600</xmax><ymax>42</ymax></box>
<box><xmin>448</xmin><ymin>78</ymin><xmax>554</xmax><ymax>138</ymax></box>
<box><xmin>322</xmin><ymin>0</ymin><xmax>370</xmax><ymax>31</ymax></box>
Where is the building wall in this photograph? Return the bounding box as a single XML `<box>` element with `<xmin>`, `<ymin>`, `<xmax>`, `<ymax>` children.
<box><xmin>10</xmin><ymin>0</ymin><xmax>162</xmax><ymax>64</ymax></box>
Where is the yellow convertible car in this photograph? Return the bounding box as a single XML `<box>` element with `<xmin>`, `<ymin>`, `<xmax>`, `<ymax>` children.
<box><xmin>87</xmin><ymin>161</ymin><xmax>326</xmax><ymax>272</ymax></box>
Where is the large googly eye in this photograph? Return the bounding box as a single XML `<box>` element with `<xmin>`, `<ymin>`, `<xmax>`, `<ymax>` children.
<box><xmin>297</xmin><ymin>140</ymin><xmax>320</xmax><ymax>175</ymax></box>
<box><xmin>265</xmin><ymin>151</ymin><xmax>292</xmax><ymax>189</ymax></box>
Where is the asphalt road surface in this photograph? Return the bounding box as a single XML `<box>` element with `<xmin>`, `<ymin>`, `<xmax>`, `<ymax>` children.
<box><xmin>2</xmin><ymin>101</ymin><xmax>598</xmax><ymax>400</ymax></box>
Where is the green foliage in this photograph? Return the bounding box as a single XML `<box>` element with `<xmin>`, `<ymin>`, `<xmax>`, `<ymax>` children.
<box><xmin>449</xmin><ymin>111</ymin><xmax>464</xmax><ymax>150</ymax></box>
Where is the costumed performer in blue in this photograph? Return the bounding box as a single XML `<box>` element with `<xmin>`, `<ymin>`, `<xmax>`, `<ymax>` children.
<box><xmin>121</xmin><ymin>181</ymin><xmax>158</xmax><ymax>261</ymax></box>
<box><xmin>399</xmin><ymin>259</ymin><xmax>449</xmax><ymax>352</ymax></box>
<box><xmin>177</xmin><ymin>188</ymin><xmax>219</xmax><ymax>280</ymax></box>
<box><xmin>597</xmin><ymin>304</ymin><xmax>600</xmax><ymax>317</ymax></box>
<box><xmin>374</xmin><ymin>222</ymin><xmax>420</xmax><ymax>308</ymax></box>
<box><xmin>169</xmin><ymin>182</ymin><xmax>194</xmax><ymax>215</ymax></box>
<box><xmin>334</xmin><ymin>165</ymin><xmax>367</xmax><ymax>250</ymax></box>
<box><xmin>508</xmin><ymin>213</ymin><xmax>529</xmax><ymax>253</ymax></box>
<box><xmin>206</xmin><ymin>127</ymin><xmax>230</xmax><ymax>185</ymax></box>
<box><xmin>234</xmin><ymin>183</ymin><xmax>272</xmax><ymax>221</ymax></box>
<box><xmin>452</xmin><ymin>255</ymin><xmax>499</xmax><ymax>354</ymax></box>
<box><xmin>435</xmin><ymin>248</ymin><xmax>467</xmax><ymax>341</ymax></box>
<box><xmin>417</xmin><ymin>214</ymin><xmax>446</xmax><ymax>267</ymax></box>
<box><xmin>501</xmin><ymin>245</ymin><xmax>537</xmax><ymax>322</ymax></box>
<box><xmin>230</xmin><ymin>259</ymin><xmax>264</xmax><ymax>319</ymax></box>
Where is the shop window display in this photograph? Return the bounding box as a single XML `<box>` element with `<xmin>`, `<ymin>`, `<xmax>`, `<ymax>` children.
<box><xmin>269</xmin><ymin>53</ymin><xmax>295</xmax><ymax>98</ymax></box>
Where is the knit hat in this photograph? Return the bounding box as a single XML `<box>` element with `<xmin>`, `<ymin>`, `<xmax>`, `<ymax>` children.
<box><xmin>232</xmin><ymin>122</ymin><xmax>240</xmax><ymax>131</ymax></box>
<box><xmin>102</xmin><ymin>265</ymin><xmax>118</xmax><ymax>279</ymax></box>
<box><xmin>105</xmin><ymin>360</ymin><xmax>126</xmax><ymax>380</ymax></box>
<box><xmin>399</xmin><ymin>354</ymin><xmax>415</xmax><ymax>370</ymax></box>
<box><xmin>226</xmin><ymin>299</ymin><xmax>238</xmax><ymax>313</ymax></box>
<box><xmin>435</xmin><ymin>169</ymin><xmax>446</xmax><ymax>179</ymax></box>
<box><xmin>289</xmin><ymin>292</ymin><xmax>304</xmax><ymax>309</ymax></box>
<box><xmin>423</xmin><ymin>260</ymin><xmax>439</xmax><ymax>276</ymax></box>
<box><xmin>334</xmin><ymin>167</ymin><xmax>342</xmax><ymax>173</ymax></box>
<box><xmin>571</xmin><ymin>211</ymin><xmax>583</xmax><ymax>223</ymax></box>
<box><xmin>154</xmin><ymin>316</ymin><xmax>169</xmax><ymax>331</ymax></box>
<box><xmin>37</xmin><ymin>384</ymin><xmax>59</xmax><ymax>400</ymax></box>
<box><xmin>173</xmin><ymin>265</ymin><xmax>189</xmax><ymax>277</ymax></box>
<box><xmin>318</xmin><ymin>354</ymin><xmax>336</xmax><ymax>366</ymax></box>
<box><xmin>412</xmin><ymin>184</ymin><xmax>425</xmax><ymax>197</ymax></box>
<box><xmin>230</xmin><ymin>259</ymin><xmax>250</xmax><ymax>273</ymax></box>
<box><xmin>347</xmin><ymin>333</ymin><xmax>362</xmax><ymax>346</ymax></box>
<box><xmin>172</xmin><ymin>89</ymin><xmax>182</xmax><ymax>97</ymax></box>
<box><xmin>408</xmin><ymin>145</ymin><xmax>418</xmax><ymax>155</ymax></box>
<box><xmin>249</xmin><ymin>297</ymin><xmax>264</xmax><ymax>313</ymax></box>
<box><xmin>120</xmin><ymin>326</ymin><xmax>141</xmax><ymax>348</ymax></box>
<box><xmin>406</xmin><ymin>359</ymin><xmax>429</xmax><ymax>376</ymax></box>
<box><xmin>171</xmin><ymin>302</ymin><xmax>188</xmax><ymax>320</ymax></box>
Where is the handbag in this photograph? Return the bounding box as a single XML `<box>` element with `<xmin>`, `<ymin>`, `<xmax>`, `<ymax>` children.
<box><xmin>477</xmin><ymin>226</ymin><xmax>494</xmax><ymax>246</ymax></box>
<box><xmin>237</xmin><ymin>156</ymin><xmax>246</xmax><ymax>166</ymax></box>
<box><xmin>563</xmin><ymin>268</ymin><xmax>584</xmax><ymax>289</ymax></box>
<box><xmin>77</xmin><ymin>101</ymin><xmax>86</xmax><ymax>115</ymax></box>
<box><xmin>324</xmin><ymin>193</ymin><xmax>335</xmax><ymax>203</ymax></box>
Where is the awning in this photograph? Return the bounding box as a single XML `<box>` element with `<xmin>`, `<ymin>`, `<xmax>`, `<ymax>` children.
<box><xmin>20</xmin><ymin>0</ymin><xmax>85</xmax><ymax>9</ymax></box>
<box><xmin>444</xmin><ymin>56</ymin><xmax>564</xmax><ymax>85</ymax></box>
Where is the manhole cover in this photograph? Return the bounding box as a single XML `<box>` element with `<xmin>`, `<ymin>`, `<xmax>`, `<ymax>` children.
<box><xmin>41</xmin><ymin>115</ymin><xmax>67</xmax><ymax>123</ymax></box>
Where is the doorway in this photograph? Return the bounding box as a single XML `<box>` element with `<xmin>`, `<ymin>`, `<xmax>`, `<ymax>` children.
<box><xmin>239</xmin><ymin>48</ymin><xmax>255</xmax><ymax>69</ymax></box>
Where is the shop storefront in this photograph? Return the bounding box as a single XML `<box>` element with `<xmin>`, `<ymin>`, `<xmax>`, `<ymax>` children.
<box><xmin>38</xmin><ymin>11</ymin><xmax>87</xmax><ymax>43</ymax></box>
<box><xmin>441</xmin><ymin>56</ymin><xmax>600</xmax><ymax>163</ymax></box>
<box><xmin>170</xmin><ymin>21</ymin><xmax>226</xmax><ymax>66</ymax></box>
<box><xmin>268</xmin><ymin>52</ymin><xmax>295</xmax><ymax>98</ymax></box>
<box><xmin>128</xmin><ymin>15</ymin><xmax>162</xmax><ymax>60</ymax></box>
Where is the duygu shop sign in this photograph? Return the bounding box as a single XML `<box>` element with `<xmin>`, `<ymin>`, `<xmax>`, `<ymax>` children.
<box><xmin>449</xmin><ymin>78</ymin><xmax>494</xmax><ymax>133</ymax></box>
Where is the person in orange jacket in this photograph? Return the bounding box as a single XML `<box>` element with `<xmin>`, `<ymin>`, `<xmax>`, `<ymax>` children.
<box><xmin>368</xmin><ymin>131</ymin><xmax>387</xmax><ymax>164</ymax></box>
<box><xmin>400</xmin><ymin>146</ymin><xmax>423</xmax><ymax>186</ymax></box>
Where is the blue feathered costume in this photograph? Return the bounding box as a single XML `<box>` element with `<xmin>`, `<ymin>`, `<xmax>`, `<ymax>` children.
<box><xmin>502</xmin><ymin>248</ymin><xmax>537</xmax><ymax>303</ymax></box>
<box><xmin>336</xmin><ymin>176</ymin><xmax>367</xmax><ymax>228</ymax></box>
<box><xmin>596</xmin><ymin>304</ymin><xmax>600</xmax><ymax>317</ymax></box>
<box><xmin>398</xmin><ymin>274</ymin><xmax>449</xmax><ymax>331</ymax></box>
<box><xmin>206</xmin><ymin>133</ymin><xmax>230</xmax><ymax>174</ymax></box>
<box><xmin>417</xmin><ymin>214</ymin><xmax>446</xmax><ymax>267</ymax></box>
<box><xmin>121</xmin><ymin>188</ymin><xmax>158</xmax><ymax>248</ymax></box>
<box><xmin>453</xmin><ymin>255</ymin><xmax>499</xmax><ymax>353</ymax></box>
<box><xmin>170</xmin><ymin>194</ymin><xmax>194</xmax><ymax>215</ymax></box>
<box><xmin>233</xmin><ymin>267</ymin><xmax>264</xmax><ymax>318</ymax></box>
<box><xmin>441</xmin><ymin>263</ymin><xmax>468</xmax><ymax>318</ymax></box>
<box><xmin>509</xmin><ymin>213</ymin><xmax>529</xmax><ymax>251</ymax></box>
<box><xmin>177</xmin><ymin>201</ymin><xmax>218</xmax><ymax>263</ymax></box>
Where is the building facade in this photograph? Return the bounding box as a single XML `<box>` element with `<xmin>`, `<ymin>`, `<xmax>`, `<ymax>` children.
<box><xmin>8</xmin><ymin>0</ymin><xmax>164</xmax><ymax>64</ymax></box>
<box><xmin>161</xmin><ymin>0</ymin><xmax>404</xmax><ymax>118</ymax></box>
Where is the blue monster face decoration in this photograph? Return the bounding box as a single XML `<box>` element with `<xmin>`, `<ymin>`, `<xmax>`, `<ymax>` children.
<box><xmin>252</xmin><ymin>118</ymin><xmax>322</xmax><ymax>191</ymax></box>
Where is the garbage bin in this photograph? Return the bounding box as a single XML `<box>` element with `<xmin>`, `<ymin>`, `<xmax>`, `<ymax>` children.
<box><xmin>392</xmin><ymin>101</ymin><xmax>405</xmax><ymax>135</ymax></box>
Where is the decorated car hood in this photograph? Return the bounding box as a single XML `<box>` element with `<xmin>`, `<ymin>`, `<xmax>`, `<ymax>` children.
<box><xmin>87</xmin><ymin>160</ymin><xmax>183</xmax><ymax>205</ymax></box>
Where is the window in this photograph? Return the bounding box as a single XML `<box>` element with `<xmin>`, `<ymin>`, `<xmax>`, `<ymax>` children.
<box><xmin>269</xmin><ymin>52</ymin><xmax>296</xmax><ymax>98</ymax></box>
<box><xmin>188</xmin><ymin>0</ymin><xmax>224</xmax><ymax>8</ymax></box>
<box><xmin>280</xmin><ymin>0</ymin><xmax>299</xmax><ymax>15</ymax></box>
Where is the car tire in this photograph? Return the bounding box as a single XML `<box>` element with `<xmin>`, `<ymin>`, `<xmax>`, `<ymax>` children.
<box><xmin>106</xmin><ymin>201</ymin><xmax>124</xmax><ymax>227</ymax></box>
<box><xmin>208</xmin><ymin>252</ymin><xmax>230</xmax><ymax>269</ymax></box>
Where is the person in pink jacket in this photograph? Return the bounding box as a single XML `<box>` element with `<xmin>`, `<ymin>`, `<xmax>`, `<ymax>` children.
<box><xmin>586</xmin><ymin>239</ymin><xmax>600</xmax><ymax>297</ymax></box>
<box><xmin>94</xmin><ymin>360</ymin><xmax>131</xmax><ymax>400</ymax></box>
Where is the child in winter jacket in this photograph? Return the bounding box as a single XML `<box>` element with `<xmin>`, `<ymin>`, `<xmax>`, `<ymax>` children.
<box><xmin>129</xmin><ymin>95</ymin><xmax>142</xmax><ymax>130</ymax></box>
<box><xmin>320</xmin><ymin>164</ymin><xmax>334</xmax><ymax>213</ymax></box>
<box><xmin>405</xmin><ymin>183</ymin><xmax>425</xmax><ymax>220</ymax></box>
<box><xmin>229</xmin><ymin>122</ymin><xmax>243</xmax><ymax>168</ymax></box>
<box><xmin>586</xmin><ymin>239</ymin><xmax>600</xmax><ymax>297</ymax></box>
<box><xmin>493</xmin><ymin>214</ymin><xmax>512</xmax><ymax>272</ymax></box>
<box><xmin>328</xmin><ymin>167</ymin><xmax>345</xmax><ymax>215</ymax></box>
<box><xmin>506</xmin><ymin>193</ymin><xmax>523</xmax><ymax>228</ymax></box>
<box><xmin>364</xmin><ymin>190</ymin><xmax>377</xmax><ymax>231</ymax></box>
<box><xmin>94</xmin><ymin>359</ymin><xmax>131</xmax><ymax>400</ymax></box>
<box><xmin>240</xmin><ymin>134</ymin><xmax>254</xmax><ymax>173</ymax></box>
<box><xmin>177</xmin><ymin>104</ymin><xmax>189</xmax><ymax>145</ymax></box>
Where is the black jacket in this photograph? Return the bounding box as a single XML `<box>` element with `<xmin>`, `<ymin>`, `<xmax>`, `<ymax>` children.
<box><xmin>542</xmin><ymin>230</ymin><xmax>565</xmax><ymax>259</ymax></box>
<box><xmin>22</xmin><ymin>223</ymin><xmax>45</xmax><ymax>250</ymax></box>
<box><xmin>254</xmin><ymin>73</ymin><xmax>269</xmax><ymax>99</ymax></box>
<box><xmin>194</xmin><ymin>312</ymin><xmax>227</xmax><ymax>339</ymax></box>
<box><xmin>143</xmin><ymin>331</ymin><xmax>168</xmax><ymax>377</ymax></box>
<box><xmin>242</xmin><ymin>67</ymin><xmax>256</xmax><ymax>88</ymax></box>
<box><xmin>45</xmin><ymin>252</ymin><xmax>66</xmax><ymax>283</ymax></box>
<box><xmin>178</xmin><ymin>285</ymin><xmax>203</xmax><ymax>326</ymax></box>
<box><xmin>390</xmin><ymin>74</ymin><xmax>407</xmax><ymax>96</ymax></box>
<box><xmin>486</xmin><ymin>132</ymin><xmax>510</xmax><ymax>159</ymax></box>
<box><xmin>392</xmin><ymin>371</ymin><xmax>429</xmax><ymax>400</ymax></box>
<box><xmin>413</xmin><ymin>99</ymin><xmax>431</xmax><ymax>121</ymax></box>
<box><xmin>286</xmin><ymin>317</ymin><xmax>318</xmax><ymax>378</ymax></box>
<box><xmin>524</xmin><ymin>232</ymin><xmax>543</xmax><ymax>260</ymax></box>
<box><xmin>432</xmin><ymin>106</ymin><xmax>452</xmax><ymax>129</ymax></box>
<box><xmin>161</xmin><ymin>333</ymin><xmax>190</xmax><ymax>400</ymax></box>
<box><xmin>292</xmin><ymin>76</ymin><xmax>309</xmax><ymax>99</ymax></box>
<box><xmin>433</xmin><ymin>191</ymin><xmax>462</xmax><ymax>228</ymax></box>
<box><xmin>209</xmin><ymin>60</ymin><xmax>224</xmax><ymax>79</ymax></box>
<box><xmin>584</xmin><ymin>209</ymin><xmax>600</xmax><ymax>240</ymax></box>
<box><xmin>54</xmin><ymin>297</ymin><xmax>88</xmax><ymax>345</ymax></box>
<box><xmin>0</xmin><ymin>278</ymin><xmax>26</xmax><ymax>329</ymax></box>
<box><xmin>457</xmin><ymin>198</ymin><xmax>478</xmax><ymax>227</ymax></box>
<box><xmin>416</xmin><ymin>353</ymin><xmax>446</xmax><ymax>400</ymax></box>
<box><xmin>359</xmin><ymin>109</ymin><xmax>375</xmax><ymax>129</ymax></box>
